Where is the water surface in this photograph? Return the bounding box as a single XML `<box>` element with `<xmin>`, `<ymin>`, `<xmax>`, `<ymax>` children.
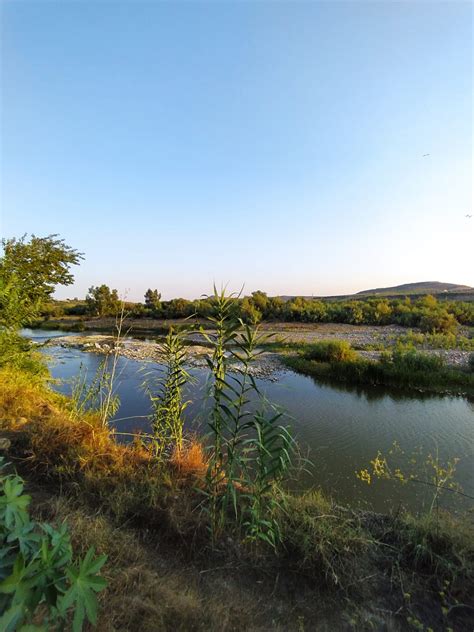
<box><xmin>26</xmin><ymin>329</ymin><xmax>474</xmax><ymax>514</ymax></box>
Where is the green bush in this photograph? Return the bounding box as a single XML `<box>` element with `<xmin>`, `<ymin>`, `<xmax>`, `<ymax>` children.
<box><xmin>0</xmin><ymin>459</ymin><xmax>107</xmax><ymax>631</ymax></box>
<box><xmin>0</xmin><ymin>331</ymin><xmax>47</xmax><ymax>377</ymax></box>
<box><xmin>386</xmin><ymin>347</ymin><xmax>444</xmax><ymax>372</ymax></box>
<box><xmin>469</xmin><ymin>353</ymin><xmax>474</xmax><ymax>373</ymax></box>
<box><xmin>305</xmin><ymin>340</ymin><xmax>358</xmax><ymax>363</ymax></box>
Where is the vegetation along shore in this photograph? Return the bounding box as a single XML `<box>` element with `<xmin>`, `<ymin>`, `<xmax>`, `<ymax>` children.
<box><xmin>1</xmin><ymin>235</ymin><xmax>473</xmax><ymax>631</ymax></box>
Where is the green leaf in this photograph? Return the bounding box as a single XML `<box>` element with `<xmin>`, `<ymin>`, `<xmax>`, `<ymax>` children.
<box><xmin>59</xmin><ymin>548</ymin><xmax>107</xmax><ymax>631</ymax></box>
<box><xmin>0</xmin><ymin>476</ymin><xmax>31</xmax><ymax>529</ymax></box>
<box><xmin>0</xmin><ymin>603</ymin><xmax>24</xmax><ymax>632</ymax></box>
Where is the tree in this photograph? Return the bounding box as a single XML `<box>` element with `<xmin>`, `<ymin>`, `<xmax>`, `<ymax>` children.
<box><xmin>144</xmin><ymin>288</ymin><xmax>161</xmax><ymax>309</ymax></box>
<box><xmin>241</xmin><ymin>297</ymin><xmax>262</xmax><ymax>324</ymax></box>
<box><xmin>86</xmin><ymin>285</ymin><xmax>120</xmax><ymax>317</ymax></box>
<box><xmin>251</xmin><ymin>290</ymin><xmax>270</xmax><ymax>314</ymax></box>
<box><xmin>0</xmin><ymin>234</ymin><xmax>83</xmax><ymax>329</ymax></box>
<box><xmin>1</xmin><ymin>234</ymin><xmax>83</xmax><ymax>306</ymax></box>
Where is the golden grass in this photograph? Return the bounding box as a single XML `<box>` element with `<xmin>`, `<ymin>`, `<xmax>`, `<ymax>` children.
<box><xmin>0</xmin><ymin>366</ymin><xmax>210</xmax><ymax>540</ymax></box>
<box><xmin>171</xmin><ymin>438</ymin><xmax>208</xmax><ymax>480</ymax></box>
<box><xmin>0</xmin><ymin>366</ymin><xmax>61</xmax><ymax>422</ymax></box>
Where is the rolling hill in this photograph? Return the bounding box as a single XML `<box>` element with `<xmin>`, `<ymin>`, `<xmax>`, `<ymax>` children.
<box><xmin>279</xmin><ymin>282</ymin><xmax>474</xmax><ymax>302</ymax></box>
<box><xmin>355</xmin><ymin>281</ymin><xmax>473</xmax><ymax>297</ymax></box>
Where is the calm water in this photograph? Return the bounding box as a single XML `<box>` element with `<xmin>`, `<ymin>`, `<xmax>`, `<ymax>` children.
<box><xmin>26</xmin><ymin>329</ymin><xmax>474</xmax><ymax>514</ymax></box>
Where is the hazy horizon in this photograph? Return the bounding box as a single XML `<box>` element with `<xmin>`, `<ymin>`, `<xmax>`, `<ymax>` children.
<box><xmin>1</xmin><ymin>1</ymin><xmax>472</xmax><ymax>301</ymax></box>
<box><xmin>49</xmin><ymin>280</ymin><xmax>474</xmax><ymax>304</ymax></box>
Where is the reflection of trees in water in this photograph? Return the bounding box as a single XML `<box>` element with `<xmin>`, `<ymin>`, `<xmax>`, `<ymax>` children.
<box><xmin>307</xmin><ymin>374</ymin><xmax>455</xmax><ymax>403</ymax></box>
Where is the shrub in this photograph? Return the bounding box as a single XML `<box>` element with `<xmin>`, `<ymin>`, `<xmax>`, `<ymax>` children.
<box><xmin>469</xmin><ymin>353</ymin><xmax>474</xmax><ymax>373</ymax></box>
<box><xmin>0</xmin><ymin>460</ymin><xmax>107</xmax><ymax>631</ymax></box>
<box><xmin>276</xmin><ymin>490</ymin><xmax>368</xmax><ymax>587</ymax></box>
<box><xmin>305</xmin><ymin>340</ymin><xmax>358</xmax><ymax>363</ymax></box>
<box><xmin>386</xmin><ymin>347</ymin><xmax>444</xmax><ymax>372</ymax></box>
<box><xmin>418</xmin><ymin>309</ymin><xmax>457</xmax><ymax>334</ymax></box>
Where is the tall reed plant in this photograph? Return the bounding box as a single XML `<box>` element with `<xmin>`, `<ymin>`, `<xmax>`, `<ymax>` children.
<box><xmin>200</xmin><ymin>287</ymin><xmax>295</xmax><ymax>545</ymax></box>
<box><xmin>146</xmin><ymin>327</ymin><xmax>192</xmax><ymax>458</ymax></box>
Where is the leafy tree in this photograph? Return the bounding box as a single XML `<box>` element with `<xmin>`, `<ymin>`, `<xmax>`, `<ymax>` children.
<box><xmin>241</xmin><ymin>297</ymin><xmax>262</xmax><ymax>324</ymax></box>
<box><xmin>166</xmin><ymin>298</ymin><xmax>193</xmax><ymax>318</ymax></box>
<box><xmin>419</xmin><ymin>294</ymin><xmax>438</xmax><ymax>310</ymax></box>
<box><xmin>374</xmin><ymin>300</ymin><xmax>392</xmax><ymax>324</ymax></box>
<box><xmin>86</xmin><ymin>285</ymin><xmax>120</xmax><ymax>317</ymax></box>
<box><xmin>0</xmin><ymin>234</ymin><xmax>83</xmax><ymax>307</ymax></box>
<box><xmin>144</xmin><ymin>288</ymin><xmax>161</xmax><ymax>310</ymax></box>
<box><xmin>250</xmin><ymin>290</ymin><xmax>270</xmax><ymax>315</ymax></box>
<box><xmin>0</xmin><ymin>234</ymin><xmax>82</xmax><ymax>329</ymax></box>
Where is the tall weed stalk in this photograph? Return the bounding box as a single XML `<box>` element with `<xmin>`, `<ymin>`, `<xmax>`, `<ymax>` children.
<box><xmin>146</xmin><ymin>327</ymin><xmax>192</xmax><ymax>458</ymax></box>
<box><xmin>70</xmin><ymin>304</ymin><xmax>127</xmax><ymax>426</ymax></box>
<box><xmin>201</xmin><ymin>287</ymin><xmax>294</xmax><ymax>545</ymax></box>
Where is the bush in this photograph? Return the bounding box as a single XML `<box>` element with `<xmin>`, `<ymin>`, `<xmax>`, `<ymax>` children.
<box><xmin>418</xmin><ymin>309</ymin><xmax>457</xmax><ymax>333</ymax></box>
<box><xmin>0</xmin><ymin>331</ymin><xmax>47</xmax><ymax>377</ymax></box>
<box><xmin>0</xmin><ymin>460</ymin><xmax>107</xmax><ymax>631</ymax></box>
<box><xmin>469</xmin><ymin>354</ymin><xmax>474</xmax><ymax>373</ymax></box>
<box><xmin>276</xmin><ymin>490</ymin><xmax>368</xmax><ymax>587</ymax></box>
<box><xmin>386</xmin><ymin>347</ymin><xmax>444</xmax><ymax>372</ymax></box>
<box><xmin>305</xmin><ymin>340</ymin><xmax>358</xmax><ymax>363</ymax></box>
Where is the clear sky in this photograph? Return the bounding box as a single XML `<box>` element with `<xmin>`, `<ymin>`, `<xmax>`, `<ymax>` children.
<box><xmin>1</xmin><ymin>0</ymin><xmax>472</xmax><ymax>301</ymax></box>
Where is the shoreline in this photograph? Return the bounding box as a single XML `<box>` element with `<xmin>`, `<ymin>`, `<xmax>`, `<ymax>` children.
<box><xmin>43</xmin><ymin>333</ymin><xmax>287</xmax><ymax>381</ymax></box>
<box><xmin>40</xmin><ymin>330</ymin><xmax>474</xmax><ymax>396</ymax></box>
<box><xmin>36</xmin><ymin>318</ymin><xmax>473</xmax><ymax>367</ymax></box>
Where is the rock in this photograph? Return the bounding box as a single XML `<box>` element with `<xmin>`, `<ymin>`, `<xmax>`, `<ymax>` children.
<box><xmin>0</xmin><ymin>437</ymin><xmax>11</xmax><ymax>451</ymax></box>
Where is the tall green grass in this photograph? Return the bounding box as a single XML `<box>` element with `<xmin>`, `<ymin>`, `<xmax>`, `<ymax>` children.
<box><xmin>285</xmin><ymin>343</ymin><xmax>474</xmax><ymax>393</ymax></box>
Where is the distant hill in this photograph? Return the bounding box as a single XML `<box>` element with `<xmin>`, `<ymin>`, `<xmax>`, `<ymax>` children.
<box><xmin>356</xmin><ymin>282</ymin><xmax>473</xmax><ymax>297</ymax></box>
<box><xmin>278</xmin><ymin>282</ymin><xmax>474</xmax><ymax>302</ymax></box>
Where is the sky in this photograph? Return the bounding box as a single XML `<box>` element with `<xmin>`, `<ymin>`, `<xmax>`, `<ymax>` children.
<box><xmin>1</xmin><ymin>0</ymin><xmax>472</xmax><ymax>301</ymax></box>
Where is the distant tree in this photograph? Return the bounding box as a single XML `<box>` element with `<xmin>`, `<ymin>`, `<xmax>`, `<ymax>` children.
<box><xmin>144</xmin><ymin>288</ymin><xmax>161</xmax><ymax>309</ymax></box>
<box><xmin>374</xmin><ymin>300</ymin><xmax>392</xmax><ymax>325</ymax></box>
<box><xmin>86</xmin><ymin>285</ymin><xmax>120</xmax><ymax>317</ymax></box>
<box><xmin>419</xmin><ymin>309</ymin><xmax>456</xmax><ymax>334</ymax></box>
<box><xmin>420</xmin><ymin>294</ymin><xmax>438</xmax><ymax>310</ymax></box>
<box><xmin>251</xmin><ymin>290</ymin><xmax>270</xmax><ymax>314</ymax></box>
<box><xmin>241</xmin><ymin>297</ymin><xmax>262</xmax><ymax>324</ymax></box>
<box><xmin>0</xmin><ymin>234</ymin><xmax>83</xmax><ymax>329</ymax></box>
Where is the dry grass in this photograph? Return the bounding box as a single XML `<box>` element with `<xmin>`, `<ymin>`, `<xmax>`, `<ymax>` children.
<box><xmin>0</xmin><ymin>366</ymin><xmax>62</xmax><ymax>422</ymax></box>
<box><xmin>33</xmin><ymin>497</ymin><xmax>227</xmax><ymax>632</ymax></box>
<box><xmin>171</xmin><ymin>438</ymin><xmax>208</xmax><ymax>480</ymax></box>
<box><xmin>0</xmin><ymin>367</ymin><xmax>205</xmax><ymax>532</ymax></box>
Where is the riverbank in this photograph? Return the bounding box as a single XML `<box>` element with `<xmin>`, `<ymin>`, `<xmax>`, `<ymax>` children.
<box><xmin>282</xmin><ymin>341</ymin><xmax>474</xmax><ymax>397</ymax></box>
<box><xmin>42</xmin><ymin>333</ymin><xmax>287</xmax><ymax>381</ymax></box>
<box><xmin>1</xmin><ymin>365</ymin><xmax>473</xmax><ymax>631</ymax></box>
<box><xmin>36</xmin><ymin>317</ymin><xmax>474</xmax><ymax>366</ymax></box>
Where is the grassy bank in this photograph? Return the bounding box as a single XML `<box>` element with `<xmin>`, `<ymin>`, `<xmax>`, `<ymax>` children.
<box><xmin>283</xmin><ymin>341</ymin><xmax>474</xmax><ymax>395</ymax></box>
<box><xmin>1</xmin><ymin>365</ymin><xmax>474</xmax><ymax>630</ymax></box>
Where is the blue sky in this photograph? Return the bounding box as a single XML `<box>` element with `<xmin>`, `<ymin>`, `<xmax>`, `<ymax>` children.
<box><xmin>1</xmin><ymin>1</ymin><xmax>472</xmax><ymax>300</ymax></box>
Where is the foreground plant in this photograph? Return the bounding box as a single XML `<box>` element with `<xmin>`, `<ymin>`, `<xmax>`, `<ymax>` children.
<box><xmin>356</xmin><ymin>441</ymin><xmax>471</xmax><ymax>518</ymax></box>
<box><xmin>70</xmin><ymin>304</ymin><xmax>128</xmax><ymax>426</ymax></box>
<box><xmin>0</xmin><ymin>459</ymin><xmax>107</xmax><ymax>631</ymax></box>
<box><xmin>146</xmin><ymin>327</ymin><xmax>192</xmax><ymax>458</ymax></box>
<box><xmin>200</xmin><ymin>287</ymin><xmax>295</xmax><ymax>546</ymax></box>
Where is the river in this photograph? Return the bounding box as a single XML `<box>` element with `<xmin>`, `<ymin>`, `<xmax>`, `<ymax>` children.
<box><xmin>26</xmin><ymin>328</ymin><xmax>474</xmax><ymax>514</ymax></box>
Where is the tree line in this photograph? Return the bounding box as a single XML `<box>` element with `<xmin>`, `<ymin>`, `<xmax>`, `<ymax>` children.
<box><xmin>50</xmin><ymin>286</ymin><xmax>474</xmax><ymax>333</ymax></box>
<box><xmin>3</xmin><ymin>234</ymin><xmax>470</xmax><ymax>335</ymax></box>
